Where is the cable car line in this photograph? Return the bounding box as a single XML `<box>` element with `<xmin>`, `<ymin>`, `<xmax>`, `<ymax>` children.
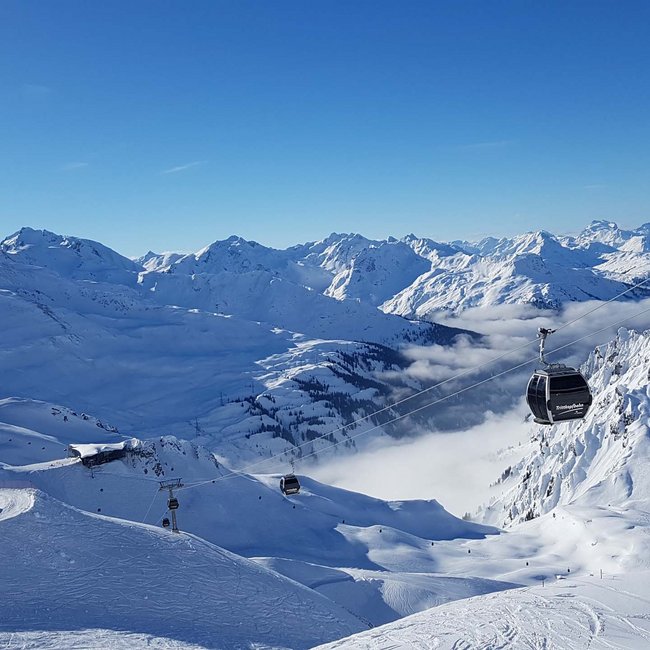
<box><xmin>180</xmin><ymin>301</ymin><xmax>650</xmax><ymax>494</ymax></box>
<box><xmin>252</xmin><ymin>275</ymin><xmax>650</xmax><ymax>477</ymax></box>
<box><xmin>140</xmin><ymin>488</ymin><xmax>160</xmax><ymax>523</ymax></box>
<box><xmin>183</xmin><ymin>278</ymin><xmax>650</xmax><ymax>491</ymax></box>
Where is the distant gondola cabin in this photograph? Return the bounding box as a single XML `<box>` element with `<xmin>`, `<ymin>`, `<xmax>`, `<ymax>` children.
<box><xmin>280</xmin><ymin>474</ymin><xmax>301</xmax><ymax>495</ymax></box>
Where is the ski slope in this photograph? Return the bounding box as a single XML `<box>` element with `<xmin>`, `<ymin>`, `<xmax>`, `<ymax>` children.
<box><xmin>1</xmin><ymin>412</ymin><xmax>518</xmax><ymax>647</ymax></box>
<box><xmin>314</xmin><ymin>572</ymin><xmax>650</xmax><ymax>649</ymax></box>
<box><xmin>0</xmin><ymin>488</ymin><xmax>365</xmax><ymax>650</ymax></box>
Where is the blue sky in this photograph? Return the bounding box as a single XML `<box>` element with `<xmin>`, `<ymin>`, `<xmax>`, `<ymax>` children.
<box><xmin>1</xmin><ymin>1</ymin><xmax>649</xmax><ymax>256</ymax></box>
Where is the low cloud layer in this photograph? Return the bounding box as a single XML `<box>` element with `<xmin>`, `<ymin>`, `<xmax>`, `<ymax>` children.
<box><xmin>405</xmin><ymin>299</ymin><xmax>650</xmax><ymax>385</ymax></box>
<box><xmin>309</xmin><ymin>406</ymin><xmax>530</xmax><ymax>518</ymax></box>
<box><xmin>308</xmin><ymin>298</ymin><xmax>650</xmax><ymax>515</ymax></box>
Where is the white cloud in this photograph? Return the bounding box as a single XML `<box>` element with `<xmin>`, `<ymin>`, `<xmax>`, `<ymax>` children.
<box><xmin>410</xmin><ymin>300</ymin><xmax>650</xmax><ymax>382</ymax></box>
<box><xmin>308</xmin><ymin>406</ymin><xmax>530</xmax><ymax>518</ymax></box>
<box><xmin>308</xmin><ymin>298</ymin><xmax>650</xmax><ymax>516</ymax></box>
<box><xmin>60</xmin><ymin>162</ymin><xmax>89</xmax><ymax>171</ymax></box>
<box><xmin>161</xmin><ymin>161</ymin><xmax>205</xmax><ymax>175</ymax></box>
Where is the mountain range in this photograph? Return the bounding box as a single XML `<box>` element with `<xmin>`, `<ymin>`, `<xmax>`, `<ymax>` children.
<box><xmin>3</xmin><ymin>220</ymin><xmax>650</xmax><ymax>648</ymax></box>
<box><xmin>2</xmin><ymin>220</ymin><xmax>650</xmax><ymax>466</ymax></box>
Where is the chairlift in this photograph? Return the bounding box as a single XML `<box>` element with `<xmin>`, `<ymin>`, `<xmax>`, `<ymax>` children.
<box><xmin>526</xmin><ymin>328</ymin><xmax>592</xmax><ymax>425</ymax></box>
<box><xmin>167</xmin><ymin>496</ymin><xmax>179</xmax><ymax>510</ymax></box>
<box><xmin>162</xmin><ymin>517</ymin><xmax>170</xmax><ymax>528</ymax></box>
<box><xmin>280</xmin><ymin>474</ymin><xmax>301</xmax><ymax>495</ymax></box>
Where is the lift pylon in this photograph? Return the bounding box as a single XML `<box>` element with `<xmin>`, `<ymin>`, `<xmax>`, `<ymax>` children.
<box><xmin>159</xmin><ymin>478</ymin><xmax>183</xmax><ymax>533</ymax></box>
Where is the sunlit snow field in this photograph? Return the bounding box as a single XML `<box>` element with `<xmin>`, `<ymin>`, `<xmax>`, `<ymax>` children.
<box><xmin>3</xmin><ymin>224</ymin><xmax>650</xmax><ymax>648</ymax></box>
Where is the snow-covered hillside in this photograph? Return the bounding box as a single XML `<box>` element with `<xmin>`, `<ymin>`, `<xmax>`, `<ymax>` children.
<box><xmin>1</xmin><ymin>409</ymin><xmax>519</xmax><ymax>646</ymax></box>
<box><xmin>0</xmin><ymin>488</ymin><xmax>365</xmax><ymax>650</ymax></box>
<box><xmin>315</xmin><ymin>571</ymin><xmax>650</xmax><ymax>649</ymax></box>
<box><xmin>4</xmin><ymin>220</ymin><xmax>650</xmax><ymax>648</ymax></box>
<box><xmin>0</xmin><ymin>227</ymin><xmax>467</xmax><ymax>466</ymax></box>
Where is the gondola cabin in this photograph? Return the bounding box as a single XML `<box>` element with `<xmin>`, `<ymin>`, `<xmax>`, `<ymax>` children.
<box><xmin>526</xmin><ymin>367</ymin><xmax>592</xmax><ymax>425</ymax></box>
<box><xmin>280</xmin><ymin>474</ymin><xmax>300</xmax><ymax>495</ymax></box>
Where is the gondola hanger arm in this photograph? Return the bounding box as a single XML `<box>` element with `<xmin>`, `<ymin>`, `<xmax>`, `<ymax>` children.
<box><xmin>537</xmin><ymin>327</ymin><xmax>557</xmax><ymax>365</ymax></box>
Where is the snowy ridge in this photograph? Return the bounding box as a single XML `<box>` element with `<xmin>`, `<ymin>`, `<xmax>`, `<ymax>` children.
<box><xmin>383</xmin><ymin>229</ymin><xmax>646</xmax><ymax>317</ymax></box>
<box><xmin>6</xmin><ymin>221</ymin><xmax>650</xmax><ymax>322</ymax></box>
<box><xmin>324</xmin><ymin>240</ymin><xmax>430</xmax><ymax>307</ymax></box>
<box><xmin>1</xmin><ymin>226</ymin><xmax>140</xmax><ymax>285</ymax></box>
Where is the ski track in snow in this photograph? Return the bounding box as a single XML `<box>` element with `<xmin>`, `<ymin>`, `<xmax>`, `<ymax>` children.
<box><xmin>314</xmin><ymin>574</ymin><xmax>650</xmax><ymax>649</ymax></box>
<box><xmin>0</xmin><ymin>629</ymin><xmax>208</xmax><ymax>650</ymax></box>
<box><xmin>0</xmin><ymin>488</ymin><xmax>365</xmax><ymax>650</ymax></box>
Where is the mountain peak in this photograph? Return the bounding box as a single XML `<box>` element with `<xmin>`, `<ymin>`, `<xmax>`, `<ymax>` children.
<box><xmin>2</xmin><ymin>226</ymin><xmax>65</xmax><ymax>249</ymax></box>
<box><xmin>1</xmin><ymin>226</ymin><xmax>141</xmax><ymax>280</ymax></box>
<box><xmin>586</xmin><ymin>219</ymin><xmax>619</xmax><ymax>232</ymax></box>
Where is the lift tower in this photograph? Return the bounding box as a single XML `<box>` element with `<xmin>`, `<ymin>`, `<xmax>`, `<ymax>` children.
<box><xmin>159</xmin><ymin>478</ymin><xmax>183</xmax><ymax>533</ymax></box>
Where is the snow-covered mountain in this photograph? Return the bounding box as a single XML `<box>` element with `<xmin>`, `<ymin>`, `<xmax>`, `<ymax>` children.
<box><xmin>4</xmin><ymin>221</ymin><xmax>650</xmax><ymax>648</ymax></box>
<box><xmin>384</xmin><ymin>228</ymin><xmax>649</xmax><ymax>317</ymax></box>
<box><xmin>2</xmin><ymin>221</ymin><xmax>650</xmax><ymax>467</ymax></box>
<box><xmin>324</xmin><ymin>240</ymin><xmax>430</xmax><ymax>307</ymax></box>
<box><xmin>138</xmin><ymin>220</ymin><xmax>650</xmax><ymax>320</ymax></box>
<box><xmin>1</xmin><ymin>227</ymin><xmax>141</xmax><ymax>285</ymax></box>
<box><xmin>0</xmin><ymin>227</ymin><xmax>467</xmax><ymax>468</ymax></box>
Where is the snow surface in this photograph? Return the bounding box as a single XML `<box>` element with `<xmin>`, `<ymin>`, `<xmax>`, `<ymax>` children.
<box><xmin>0</xmin><ymin>488</ymin><xmax>365</xmax><ymax>649</ymax></box>
<box><xmin>3</xmin><ymin>222</ymin><xmax>650</xmax><ymax>649</ymax></box>
<box><xmin>0</xmin><ymin>226</ymin><xmax>463</xmax><ymax>467</ymax></box>
<box><xmin>1</xmin><ymin>410</ymin><xmax>516</xmax><ymax>647</ymax></box>
<box><xmin>314</xmin><ymin>572</ymin><xmax>650</xmax><ymax>649</ymax></box>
